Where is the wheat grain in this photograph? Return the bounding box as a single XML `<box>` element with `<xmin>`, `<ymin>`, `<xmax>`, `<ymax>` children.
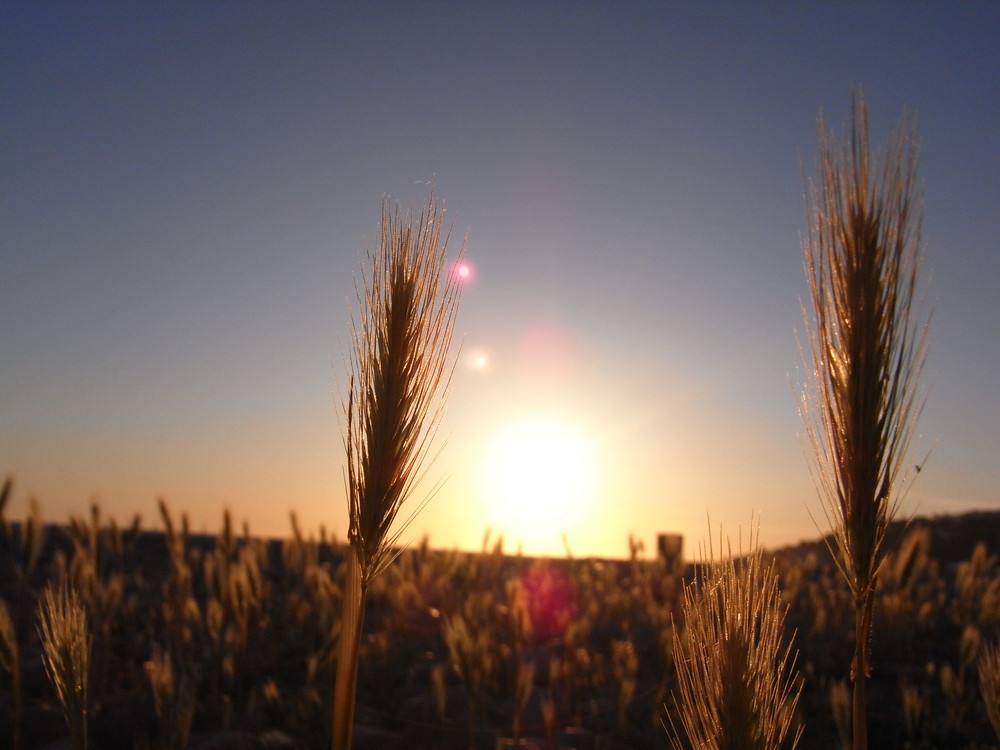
<box><xmin>799</xmin><ymin>87</ymin><xmax>928</xmax><ymax>749</ymax></box>
<box><xmin>0</xmin><ymin>597</ymin><xmax>22</xmax><ymax>750</ymax></box>
<box><xmin>668</xmin><ymin>524</ymin><xmax>801</xmax><ymax>750</ymax></box>
<box><xmin>37</xmin><ymin>582</ymin><xmax>91</xmax><ymax>750</ymax></box>
<box><xmin>332</xmin><ymin>192</ymin><xmax>463</xmax><ymax>750</ymax></box>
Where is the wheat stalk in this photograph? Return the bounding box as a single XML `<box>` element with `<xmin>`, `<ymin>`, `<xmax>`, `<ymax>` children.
<box><xmin>980</xmin><ymin>642</ymin><xmax>1000</xmax><ymax>741</ymax></box>
<box><xmin>145</xmin><ymin>647</ymin><xmax>195</xmax><ymax>750</ymax></box>
<box><xmin>799</xmin><ymin>88</ymin><xmax>928</xmax><ymax>750</ymax></box>
<box><xmin>0</xmin><ymin>597</ymin><xmax>22</xmax><ymax>750</ymax></box>
<box><xmin>332</xmin><ymin>192</ymin><xmax>463</xmax><ymax>750</ymax></box>
<box><xmin>37</xmin><ymin>582</ymin><xmax>91</xmax><ymax>750</ymax></box>
<box><xmin>667</xmin><ymin>524</ymin><xmax>802</xmax><ymax>750</ymax></box>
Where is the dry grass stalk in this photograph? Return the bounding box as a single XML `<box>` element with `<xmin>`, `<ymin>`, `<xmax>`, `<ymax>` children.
<box><xmin>37</xmin><ymin>582</ymin><xmax>91</xmax><ymax>750</ymax></box>
<box><xmin>799</xmin><ymin>88</ymin><xmax>927</xmax><ymax>750</ymax></box>
<box><xmin>829</xmin><ymin>679</ymin><xmax>851</xmax><ymax>750</ymax></box>
<box><xmin>899</xmin><ymin>681</ymin><xmax>924</xmax><ymax>742</ymax></box>
<box><xmin>145</xmin><ymin>647</ymin><xmax>195</xmax><ymax>750</ymax></box>
<box><xmin>668</xmin><ymin>527</ymin><xmax>802</xmax><ymax>750</ymax></box>
<box><xmin>444</xmin><ymin>612</ymin><xmax>495</xmax><ymax>740</ymax></box>
<box><xmin>344</xmin><ymin>193</ymin><xmax>463</xmax><ymax>584</ymax></box>
<box><xmin>979</xmin><ymin>641</ymin><xmax>1000</xmax><ymax>740</ymax></box>
<box><xmin>332</xmin><ymin>192</ymin><xmax>463</xmax><ymax>750</ymax></box>
<box><xmin>512</xmin><ymin>654</ymin><xmax>536</xmax><ymax>741</ymax></box>
<box><xmin>0</xmin><ymin>597</ymin><xmax>22</xmax><ymax>750</ymax></box>
<box><xmin>612</xmin><ymin>638</ymin><xmax>638</xmax><ymax>729</ymax></box>
<box><xmin>0</xmin><ymin>481</ymin><xmax>44</xmax><ymax>585</ymax></box>
<box><xmin>0</xmin><ymin>477</ymin><xmax>11</xmax><ymax>542</ymax></box>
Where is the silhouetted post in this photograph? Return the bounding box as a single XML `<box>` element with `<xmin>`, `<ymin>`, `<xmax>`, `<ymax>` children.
<box><xmin>658</xmin><ymin>533</ymin><xmax>683</xmax><ymax>576</ymax></box>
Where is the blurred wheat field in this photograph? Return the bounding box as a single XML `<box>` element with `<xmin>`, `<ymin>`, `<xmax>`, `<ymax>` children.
<box><xmin>1</xmin><ymin>484</ymin><xmax>999</xmax><ymax>749</ymax></box>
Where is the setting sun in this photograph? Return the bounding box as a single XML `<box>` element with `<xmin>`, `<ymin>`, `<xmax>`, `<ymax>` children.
<box><xmin>479</xmin><ymin>413</ymin><xmax>601</xmax><ymax>552</ymax></box>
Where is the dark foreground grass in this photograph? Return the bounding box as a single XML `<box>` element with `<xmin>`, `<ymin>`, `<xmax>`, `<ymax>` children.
<box><xmin>1</xmin><ymin>495</ymin><xmax>999</xmax><ymax>749</ymax></box>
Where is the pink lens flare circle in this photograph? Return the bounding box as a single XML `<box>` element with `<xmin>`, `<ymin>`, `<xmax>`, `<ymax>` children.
<box><xmin>515</xmin><ymin>563</ymin><xmax>576</xmax><ymax>643</ymax></box>
<box><xmin>448</xmin><ymin>258</ymin><xmax>476</xmax><ymax>284</ymax></box>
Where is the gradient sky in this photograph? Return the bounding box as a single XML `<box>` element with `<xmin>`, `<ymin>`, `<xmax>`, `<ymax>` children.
<box><xmin>3</xmin><ymin>2</ymin><xmax>998</xmax><ymax>558</ymax></box>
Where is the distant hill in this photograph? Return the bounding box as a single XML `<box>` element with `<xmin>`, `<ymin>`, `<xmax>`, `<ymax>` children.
<box><xmin>5</xmin><ymin>508</ymin><xmax>999</xmax><ymax>577</ymax></box>
<box><xmin>770</xmin><ymin>508</ymin><xmax>1000</xmax><ymax>567</ymax></box>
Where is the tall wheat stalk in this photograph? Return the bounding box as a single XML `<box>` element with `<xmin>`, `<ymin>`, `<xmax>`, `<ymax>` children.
<box><xmin>799</xmin><ymin>89</ymin><xmax>928</xmax><ymax>750</ymax></box>
<box><xmin>667</xmin><ymin>525</ymin><xmax>802</xmax><ymax>750</ymax></box>
<box><xmin>37</xmin><ymin>582</ymin><xmax>91</xmax><ymax>750</ymax></box>
<box><xmin>332</xmin><ymin>193</ymin><xmax>463</xmax><ymax>750</ymax></box>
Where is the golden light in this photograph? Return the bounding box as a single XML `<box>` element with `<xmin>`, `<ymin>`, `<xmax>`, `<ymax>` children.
<box><xmin>479</xmin><ymin>413</ymin><xmax>601</xmax><ymax>552</ymax></box>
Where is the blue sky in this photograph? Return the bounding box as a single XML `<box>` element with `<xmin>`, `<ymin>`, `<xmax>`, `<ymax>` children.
<box><xmin>3</xmin><ymin>2</ymin><xmax>998</xmax><ymax>557</ymax></box>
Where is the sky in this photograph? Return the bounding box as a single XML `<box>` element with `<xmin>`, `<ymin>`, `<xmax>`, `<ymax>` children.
<box><xmin>3</xmin><ymin>2</ymin><xmax>998</xmax><ymax>559</ymax></box>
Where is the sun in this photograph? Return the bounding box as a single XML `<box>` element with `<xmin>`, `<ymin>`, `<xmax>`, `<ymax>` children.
<box><xmin>479</xmin><ymin>413</ymin><xmax>601</xmax><ymax>551</ymax></box>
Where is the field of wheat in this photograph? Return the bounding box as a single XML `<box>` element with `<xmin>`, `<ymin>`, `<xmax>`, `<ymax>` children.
<box><xmin>1</xmin><ymin>484</ymin><xmax>999</xmax><ymax>750</ymax></box>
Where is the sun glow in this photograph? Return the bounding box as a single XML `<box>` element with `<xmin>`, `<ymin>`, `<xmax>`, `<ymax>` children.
<box><xmin>480</xmin><ymin>413</ymin><xmax>601</xmax><ymax>552</ymax></box>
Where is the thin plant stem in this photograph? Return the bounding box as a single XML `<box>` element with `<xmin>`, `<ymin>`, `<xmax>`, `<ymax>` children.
<box><xmin>799</xmin><ymin>88</ymin><xmax>928</xmax><ymax>750</ymax></box>
<box><xmin>852</xmin><ymin>605</ymin><xmax>867</xmax><ymax>750</ymax></box>
<box><xmin>332</xmin><ymin>548</ymin><xmax>366</xmax><ymax>750</ymax></box>
<box><xmin>0</xmin><ymin>598</ymin><xmax>21</xmax><ymax>750</ymax></box>
<box><xmin>332</xmin><ymin>192</ymin><xmax>463</xmax><ymax>750</ymax></box>
<box><xmin>980</xmin><ymin>642</ymin><xmax>1000</xmax><ymax>741</ymax></box>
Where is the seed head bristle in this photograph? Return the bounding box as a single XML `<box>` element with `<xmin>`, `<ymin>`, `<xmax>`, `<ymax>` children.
<box><xmin>668</xmin><ymin>524</ymin><xmax>802</xmax><ymax>750</ymax></box>
<box><xmin>799</xmin><ymin>88</ymin><xmax>927</xmax><ymax>676</ymax></box>
<box><xmin>37</xmin><ymin>582</ymin><xmax>91</xmax><ymax>750</ymax></box>
<box><xmin>345</xmin><ymin>192</ymin><xmax>463</xmax><ymax>584</ymax></box>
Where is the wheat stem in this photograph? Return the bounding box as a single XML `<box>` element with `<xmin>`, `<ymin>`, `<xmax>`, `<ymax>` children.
<box><xmin>332</xmin><ymin>192</ymin><xmax>463</xmax><ymax>750</ymax></box>
<box><xmin>799</xmin><ymin>88</ymin><xmax>928</xmax><ymax>750</ymax></box>
<box><xmin>980</xmin><ymin>642</ymin><xmax>1000</xmax><ymax>741</ymax></box>
<box><xmin>0</xmin><ymin>598</ymin><xmax>22</xmax><ymax>750</ymax></box>
<box><xmin>332</xmin><ymin>548</ymin><xmax>366</xmax><ymax>750</ymax></box>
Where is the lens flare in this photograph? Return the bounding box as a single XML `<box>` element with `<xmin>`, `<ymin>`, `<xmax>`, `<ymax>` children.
<box><xmin>466</xmin><ymin>349</ymin><xmax>492</xmax><ymax>373</ymax></box>
<box><xmin>449</xmin><ymin>258</ymin><xmax>476</xmax><ymax>284</ymax></box>
<box><xmin>514</xmin><ymin>563</ymin><xmax>576</xmax><ymax>642</ymax></box>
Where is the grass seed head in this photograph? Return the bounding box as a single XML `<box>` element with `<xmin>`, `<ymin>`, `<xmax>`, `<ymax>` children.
<box><xmin>980</xmin><ymin>642</ymin><xmax>1000</xmax><ymax>740</ymax></box>
<box><xmin>799</xmin><ymin>88</ymin><xmax>928</xmax><ymax>678</ymax></box>
<box><xmin>344</xmin><ymin>192</ymin><xmax>463</xmax><ymax>585</ymax></box>
<box><xmin>668</xmin><ymin>524</ymin><xmax>802</xmax><ymax>750</ymax></box>
<box><xmin>37</xmin><ymin>582</ymin><xmax>91</xmax><ymax>750</ymax></box>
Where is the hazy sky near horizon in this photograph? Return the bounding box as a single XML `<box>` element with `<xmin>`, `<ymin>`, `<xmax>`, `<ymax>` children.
<box><xmin>3</xmin><ymin>2</ymin><xmax>998</xmax><ymax>558</ymax></box>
